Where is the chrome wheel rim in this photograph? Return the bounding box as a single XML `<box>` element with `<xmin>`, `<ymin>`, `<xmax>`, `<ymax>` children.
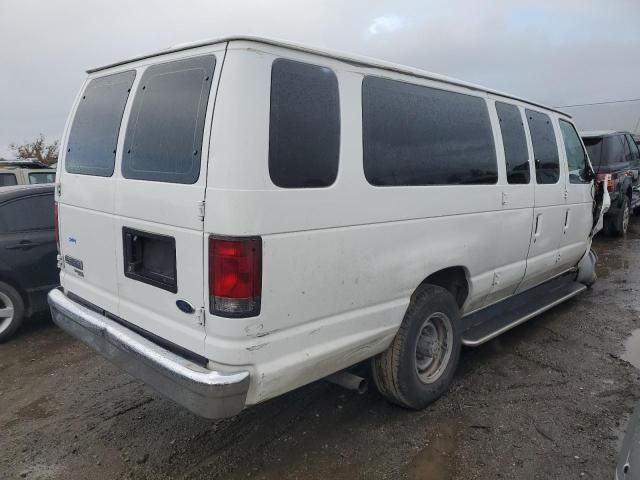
<box><xmin>415</xmin><ymin>312</ymin><xmax>453</xmax><ymax>383</ymax></box>
<box><xmin>0</xmin><ymin>291</ymin><xmax>15</xmax><ymax>335</ymax></box>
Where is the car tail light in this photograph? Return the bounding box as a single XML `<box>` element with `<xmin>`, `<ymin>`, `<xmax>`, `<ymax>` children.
<box><xmin>596</xmin><ymin>173</ymin><xmax>615</xmax><ymax>193</ymax></box>
<box><xmin>209</xmin><ymin>236</ymin><xmax>262</xmax><ymax>317</ymax></box>
<box><xmin>54</xmin><ymin>202</ymin><xmax>60</xmax><ymax>251</ymax></box>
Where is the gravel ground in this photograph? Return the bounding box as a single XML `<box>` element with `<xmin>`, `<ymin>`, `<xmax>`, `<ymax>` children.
<box><xmin>2</xmin><ymin>225</ymin><xmax>640</xmax><ymax>480</ymax></box>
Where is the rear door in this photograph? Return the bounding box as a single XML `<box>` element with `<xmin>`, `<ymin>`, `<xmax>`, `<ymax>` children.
<box><xmin>0</xmin><ymin>192</ymin><xmax>58</xmax><ymax>305</ymax></box>
<box><xmin>58</xmin><ymin>70</ymin><xmax>136</xmax><ymax>315</ymax></box>
<box><xmin>114</xmin><ymin>49</ymin><xmax>223</xmax><ymax>355</ymax></box>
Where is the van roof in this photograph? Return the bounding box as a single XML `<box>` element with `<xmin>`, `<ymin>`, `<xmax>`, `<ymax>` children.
<box><xmin>87</xmin><ymin>35</ymin><xmax>570</xmax><ymax>118</ymax></box>
<box><xmin>0</xmin><ymin>159</ymin><xmax>52</xmax><ymax>169</ymax></box>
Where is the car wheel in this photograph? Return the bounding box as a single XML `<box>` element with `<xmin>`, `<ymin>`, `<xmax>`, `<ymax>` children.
<box><xmin>371</xmin><ymin>284</ymin><xmax>461</xmax><ymax>409</ymax></box>
<box><xmin>0</xmin><ymin>281</ymin><xmax>25</xmax><ymax>342</ymax></box>
<box><xmin>609</xmin><ymin>196</ymin><xmax>630</xmax><ymax>237</ymax></box>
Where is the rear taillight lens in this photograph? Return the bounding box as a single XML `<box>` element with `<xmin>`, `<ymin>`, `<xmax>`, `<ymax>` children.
<box><xmin>54</xmin><ymin>202</ymin><xmax>60</xmax><ymax>251</ymax></box>
<box><xmin>209</xmin><ymin>236</ymin><xmax>262</xmax><ymax>317</ymax></box>
<box><xmin>595</xmin><ymin>173</ymin><xmax>615</xmax><ymax>192</ymax></box>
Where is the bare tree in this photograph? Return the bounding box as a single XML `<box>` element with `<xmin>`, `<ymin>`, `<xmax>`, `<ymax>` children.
<box><xmin>9</xmin><ymin>134</ymin><xmax>59</xmax><ymax>165</ymax></box>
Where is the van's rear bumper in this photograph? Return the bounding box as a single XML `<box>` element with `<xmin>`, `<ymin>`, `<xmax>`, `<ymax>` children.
<box><xmin>48</xmin><ymin>288</ymin><xmax>249</xmax><ymax>419</ymax></box>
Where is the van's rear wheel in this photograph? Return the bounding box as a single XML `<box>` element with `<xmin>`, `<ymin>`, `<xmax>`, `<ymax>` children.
<box><xmin>0</xmin><ymin>281</ymin><xmax>25</xmax><ymax>343</ymax></box>
<box><xmin>371</xmin><ymin>284</ymin><xmax>461</xmax><ymax>409</ymax></box>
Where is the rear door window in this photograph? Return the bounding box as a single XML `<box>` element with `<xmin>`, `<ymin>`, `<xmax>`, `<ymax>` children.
<box><xmin>362</xmin><ymin>76</ymin><xmax>497</xmax><ymax>186</ymax></box>
<box><xmin>0</xmin><ymin>194</ymin><xmax>54</xmax><ymax>233</ymax></box>
<box><xmin>66</xmin><ymin>71</ymin><xmax>136</xmax><ymax>177</ymax></box>
<box><xmin>122</xmin><ymin>55</ymin><xmax>216</xmax><ymax>184</ymax></box>
<box><xmin>559</xmin><ymin>120</ymin><xmax>590</xmax><ymax>184</ymax></box>
<box><xmin>269</xmin><ymin>58</ymin><xmax>340</xmax><ymax>188</ymax></box>
<box><xmin>526</xmin><ymin>110</ymin><xmax>560</xmax><ymax>184</ymax></box>
<box><xmin>495</xmin><ymin>102</ymin><xmax>529</xmax><ymax>184</ymax></box>
<box><xmin>0</xmin><ymin>173</ymin><xmax>17</xmax><ymax>186</ymax></box>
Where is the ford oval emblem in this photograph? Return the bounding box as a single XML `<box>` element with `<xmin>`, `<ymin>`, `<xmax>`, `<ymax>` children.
<box><xmin>176</xmin><ymin>300</ymin><xmax>195</xmax><ymax>314</ymax></box>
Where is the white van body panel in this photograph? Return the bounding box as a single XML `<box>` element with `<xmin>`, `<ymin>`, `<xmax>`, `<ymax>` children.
<box><xmin>56</xmin><ymin>37</ymin><xmax>595</xmax><ymax>408</ymax></box>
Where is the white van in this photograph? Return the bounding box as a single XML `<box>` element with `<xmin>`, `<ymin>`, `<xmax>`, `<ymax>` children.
<box><xmin>49</xmin><ymin>36</ymin><xmax>605</xmax><ymax>418</ymax></box>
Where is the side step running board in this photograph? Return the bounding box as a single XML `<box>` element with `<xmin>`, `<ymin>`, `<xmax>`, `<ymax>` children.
<box><xmin>461</xmin><ymin>275</ymin><xmax>587</xmax><ymax>347</ymax></box>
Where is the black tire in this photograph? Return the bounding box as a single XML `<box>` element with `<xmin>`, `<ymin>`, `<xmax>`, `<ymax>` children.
<box><xmin>608</xmin><ymin>195</ymin><xmax>630</xmax><ymax>237</ymax></box>
<box><xmin>0</xmin><ymin>281</ymin><xmax>25</xmax><ymax>342</ymax></box>
<box><xmin>371</xmin><ymin>284</ymin><xmax>461</xmax><ymax>409</ymax></box>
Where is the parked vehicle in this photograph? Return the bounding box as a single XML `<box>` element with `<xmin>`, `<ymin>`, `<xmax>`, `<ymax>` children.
<box><xmin>581</xmin><ymin>131</ymin><xmax>640</xmax><ymax>236</ymax></box>
<box><xmin>0</xmin><ymin>160</ymin><xmax>57</xmax><ymax>187</ymax></box>
<box><xmin>0</xmin><ymin>184</ymin><xmax>58</xmax><ymax>341</ymax></box>
<box><xmin>49</xmin><ymin>36</ymin><xmax>605</xmax><ymax>419</ymax></box>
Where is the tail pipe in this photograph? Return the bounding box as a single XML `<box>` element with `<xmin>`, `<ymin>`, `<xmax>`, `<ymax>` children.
<box><xmin>325</xmin><ymin>371</ymin><xmax>368</xmax><ymax>394</ymax></box>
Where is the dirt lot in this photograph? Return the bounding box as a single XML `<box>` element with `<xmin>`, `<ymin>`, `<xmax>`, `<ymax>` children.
<box><xmin>3</xmin><ymin>227</ymin><xmax>640</xmax><ymax>480</ymax></box>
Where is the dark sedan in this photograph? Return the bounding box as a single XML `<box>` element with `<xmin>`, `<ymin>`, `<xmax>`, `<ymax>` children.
<box><xmin>0</xmin><ymin>184</ymin><xmax>58</xmax><ymax>341</ymax></box>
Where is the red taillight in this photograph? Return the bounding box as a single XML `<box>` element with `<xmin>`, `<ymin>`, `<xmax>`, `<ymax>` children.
<box><xmin>595</xmin><ymin>173</ymin><xmax>615</xmax><ymax>192</ymax></box>
<box><xmin>209</xmin><ymin>237</ymin><xmax>262</xmax><ymax>317</ymax></box>
<box><xmin>54</xmin><ymin>202</ymin><xmax>60</xmax><ymax>251</ymax></box>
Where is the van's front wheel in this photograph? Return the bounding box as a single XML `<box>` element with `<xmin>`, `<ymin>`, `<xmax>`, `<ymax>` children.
<box><xmin>371</xmin><ymin>284</ymin><xmax>461</xmax><ymax>409</ymax></box>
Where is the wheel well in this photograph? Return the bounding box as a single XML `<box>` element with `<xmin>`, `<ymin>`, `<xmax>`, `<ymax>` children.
<box><xmin>415</xmin><ymin>267</ymin><xmax>469</xmax><ymax>308</ymax></box>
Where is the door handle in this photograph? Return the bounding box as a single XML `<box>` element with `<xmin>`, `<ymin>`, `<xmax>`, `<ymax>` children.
<box><xmin>5</xmin><ymin>240</ymin><xmax>41</xmax><ymax>250</ymax></box>
<box><xmin>563</xmin><ymin>210</ymin><xmax>570</xmax><ymax>234</ymax></box>
<box><xmin>533</xmin><ymin>214</ymin><xmax>542</xmax><ymax>242</ymax></box>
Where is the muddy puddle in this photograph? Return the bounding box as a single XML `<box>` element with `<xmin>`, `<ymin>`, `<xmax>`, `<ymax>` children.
<box><xmin>404</xmin><ymin>423</ymin><xmax>459</xmax><ymax>480</ymax></box>
<box><xmin>623</xmin><ymin>329</ymin><xmax>640</xmax><ymax>370</ymax></box>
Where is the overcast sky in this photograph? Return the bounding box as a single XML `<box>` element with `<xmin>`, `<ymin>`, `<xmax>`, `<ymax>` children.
<box><xmin>1</xmin><ymin>0</ymin><xmax>639</xmax><ymax>158</ymax></box>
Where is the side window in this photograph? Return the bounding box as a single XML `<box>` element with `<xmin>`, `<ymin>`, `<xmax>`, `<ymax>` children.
<box><xmin>29</xmin><ymin>172</ymin><xmax>56</xmax><ymax>184</ymax></box>
<box><xmin>269</xmin><ymin>58</ymin><xmax>340</xmax><ymax>188</ymax></box>
<box><xmin>495</xmin><ymin>102</ymin><xmax>529</xmax><ymax>184</ymax></box>
<box><xmin>626</xmin><ymin>134</ymin><xmax>640</xmax><ymax>165</ymax></box>
<box><xmin>122</xmin><ymin>55</ymin><xmax>216</xmax><ymax>184</ymax></box>
<box><xmin>0</xmin><ymin>194</ymin><xmax>54</xmax><ymax>233</ymax></box>
<box><xmin>362</xmin><ymin>76</ymin><xmax>497</xmax><ymax>186</ymax></box>
<box><xmin>559</xmin><ymin>120</ymin><xmax>590</xmax><ymax>184</ymax></box>
<box><xmin>622</xmin><ymin>134</ymin><xmax>633</xmax><ymax>163</ymax></box>
<box><xmin>0</xmin><ymin>173</ymin><xmax>17</xmax><ymax>187</ymax></box>
<box><xmin>66</xmin><ymin>71</ymin><xmax>136</xmax><ymax>177</ymax></box>
<box><xmin>526</xmin><ymin>110</ymin><xmax>560</xmax><ymax>184</ymax></box>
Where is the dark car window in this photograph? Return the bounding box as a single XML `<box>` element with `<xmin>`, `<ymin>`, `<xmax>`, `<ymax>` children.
<box><xmin>269</xmin><ymin>58</ymin><xmax>340</xmax><ymax>188</ymax></box>
<box><xmin>362</xmin><ymin>76</ymin><xmax>497</xmax><ymax>186</ymax></box>
<box><xmin>66</xmin><ymin>71</ymin><xmax>136</xmax><ymax>177</ymax></box>
<box><xmin>559</xmin><ymin>120</ymin><xmax>590</xmax><ymax>184</ymax></box>
<box><xmin>526</xmin><ymin>110</ymin><xmax>560</xmax><ymax>184</ymax></box>
<box><xmin>0</xmin><ymin>173</ymin><xmax>18</xmax><ymax>186</ymax></box>
<box><xmin>29</xmin><ymin>172</ymin><xmax>56</xmax><ymax>184</ymax></box>
<box><xmin>583</xmin><ymin>135</ymin><xmax>627</xmax><ymax>171</ymax></box>
<box><xmin>626</xmin><ymin>134</ymin><xmax>640</xmax><ymax>165</ymax></box>
<box><xmin>495</xmin><ymin>102</ymin><xmax>529</xmax><ymax>184</ymax></box>
<box><xmin>0</xmin><ymin>194</ymin><xmax>54</xmax><ymax>233</ymax></box>
<box><xmin>122</xmin><ymin>55</ymin><xmax>216</xmax><ymax>184</ymax></box>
